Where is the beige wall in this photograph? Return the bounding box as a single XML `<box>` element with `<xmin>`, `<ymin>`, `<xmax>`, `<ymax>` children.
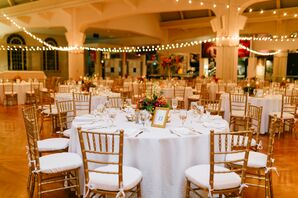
<box><xmin>0</xmin><ymin>32</ymin><xmax>69</xmax><ymax>80</ymax></box>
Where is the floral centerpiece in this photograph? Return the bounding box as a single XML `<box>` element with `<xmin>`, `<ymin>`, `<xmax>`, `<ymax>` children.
<box><xmin>138</xmin><ymin>94</ymin><xmax>170</xmax><ymax>114</ymax></box>
<box><xmin>81</xmin><ymin>79</ymin><xmax>96</xmax><ymax>92</ymax></box>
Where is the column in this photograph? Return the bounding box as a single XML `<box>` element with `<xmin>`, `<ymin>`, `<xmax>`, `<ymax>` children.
<box><xmin>122</xmin><ymin>52</ymin><xmax>127</xmax><ymax>77</ymax></box>
<box><xmin>141</xmin><ymin>55</ymin><xmax>147</xmax><ymax>77</ymax></box>
<box><xmin>273</xmin><ymin>52</ymin><xmax>288</xmax><ymax>81</ymax></box>
<box><xmin>247</xmin><ymin>55</ymin><xmax>257</xmax><ymax>79</ymax></box>
<box><xmin>210</xmin><ymin>5</ymin><xmax>247</xmax><ymax>81</ymax></box>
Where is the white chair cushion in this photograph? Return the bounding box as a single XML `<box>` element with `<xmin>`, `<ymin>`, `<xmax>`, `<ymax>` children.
<box><xmin>88</xmin><ymin>165</ymin><xmax>142</xmax><ymax>191</ymax></box>
<box><xmin>42</xmin><ymin>105</ymin><xmax>58</xmax><ymax>114</ymax></box>
<box><xmin>176</xmin><ymin>97</ymin><xmax>184</xmax><ymax>101</ymax></box>
<box><xmin>188</xmin><ymin>95</ymin><xmax>200</xmax><ymax>100</ymax></box>
<box><xmin>231</xmin><ymin>110</ymin><xmax>245</xmax><ymax>117</ymax></box>
<box><xmin>269</xmin><ymin>112</ymin><xmax>294</xmax><ymax>119</ymax></box>
<box><xmin>5</xmin><ymin>91</ymin><xmax>17</xmax><ymax>95</ymax></box>
<box><xmin>63</xmin><ymin>129</ymin><xmax>72</xmax><ymax>137</ymax></box>
<box><xmin>26</xmin><ymin>91</ymin><xmax>34</xmax><ymax>94</ymax></box>
<box><xmin>226</xmin><ymin>151</ymin><xmax>267</xmax><ymax>168</ymax></box>
<box><xmin>39</xmin><ymin>152</ymin><xmax>82</xmax><ymax>174</ymax></box>
<box><xmin>185</xmin><ymin>164</ymin><xmax>241</xmax><ymax>190</ymax></box>
<box><xmin>37</xmin><ymin>138</ymin><xmax>69</xmax><ymax>152</ymax></box>
<box><xmin>232</xmin><ymin>135</ymin><xmax>257</xmax><ymax>147</ymax></box>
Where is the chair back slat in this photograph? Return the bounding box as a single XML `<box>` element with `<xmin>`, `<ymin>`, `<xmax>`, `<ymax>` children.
<box><xmin>229</xmin><ymin>93</ymin><xmax>248</xmax><ymax>114</ymax></box>
<box><xmin>77</xmin><ymin>129</ymin><xmax>124</xmax><ymax>188</ymax></box>
<box><xmin>246</xmin><ymin>103</ymin><xmax>263</xmax><ymax>144</ymax></box>
<box><xmin>72</xmin><ymin>92</ymin><xmax>92</xmax><ymax>114</ymax></box>
<box><xmin>56</xmin><ymin>100</ymin><xmax>76</xmax><ymax>132</ymax></box>
<box><xmin>209</xmin><ymin>129</ymin><xmax>252</xmax><ymax>191</ymax></box>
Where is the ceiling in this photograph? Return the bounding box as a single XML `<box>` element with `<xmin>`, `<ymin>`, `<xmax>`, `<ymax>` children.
<box><xmin>1</xmin><ymin>0</ymin><xmax>298</xmax><ymax>46</ymax></box>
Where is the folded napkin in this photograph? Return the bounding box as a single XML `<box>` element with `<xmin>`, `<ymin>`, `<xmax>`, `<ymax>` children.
<box><xmin>81</xmin><ymin>122</ymin><xmax>109</xmax><ymax>130</ymax></box>
<box><xmin>170</xmin><ymin>128</ymin><xmax>194</xmax><ymax>136</ymax></box>
<box><xmin>122</xmin><ymin>127</ymin><xmax>143</xmax><ymax>137</ymax></box>
<box><xmin>203</xmin><ymin>122</ymin><xmax>226</xmax><ymax>129</ymax></box>
<box><xmin>209</xmin><ymin>115</ymin><xmax>222</xmax><ymax>120</ymax></box>
<box><xmin>75</xmin><ymin>114</ymin><xmax>95</xmax><ymax>122</ymax></box>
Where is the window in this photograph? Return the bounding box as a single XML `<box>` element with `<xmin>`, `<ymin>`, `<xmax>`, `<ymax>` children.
<box><xmin>7</xmin><ymin>34</ymin><xmax>27</xmax><ymax>70</ymax></box>
<box><xmin>43</xmin><ymin>38</ymin><xmax>59</xmax><ymax>71</ymax></box>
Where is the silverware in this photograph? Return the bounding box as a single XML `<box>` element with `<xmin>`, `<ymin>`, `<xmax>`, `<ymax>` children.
<box><xmin>135</xmin><ymin>131</ymin><xmax>144</xmax><ymax>137</ymax></box>
<box><xmin>189</xmin><ymin>128</ymin><xmax>203</xmax><ymax>134</ymax></box>
<box><xmin>169</xmin><ymin>129</ymin><xmax>181</xmax><ymax>137</ymax></box>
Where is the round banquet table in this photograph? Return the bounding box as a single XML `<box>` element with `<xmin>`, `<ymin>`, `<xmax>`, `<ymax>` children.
<box><xmin>221</xmin><ymin>93</ymin><xmax>282</xmax><ymax>134</ymax></box>
<box><xmin>68</xmin><ymin>110</ymin><xmax>229</xmax><ymax>198</ymax></box>
<box><xmin>55</xmin><ymin>92</ymin><xmax>120</xmax><ymax>111</ymax></box>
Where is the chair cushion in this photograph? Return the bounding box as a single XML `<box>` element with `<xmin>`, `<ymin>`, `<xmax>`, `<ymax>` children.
<box><xmin>26</xmin><ymin>91</ymin><xmax>34</xmax><ymax>94</ymax></box>
<box><xmin>231</xmin><ymin>110</ymin><xmax>245</xmax><ymax>117</ymax></box>
<box><xmin>42</xmin><ymin>105</ymin><xmax>58</xmax><ymax>114</ymax></box>
<box><xmin>269</xmin><ymin>112</ymin><xmax>294</xmax><ymax>119</ymax></box>
<box><xmin>188</xmin><ymin>95</ymin><xmax>200</xmax><ymax>100</ymax></box>
<box><xmin>176</xmin><ymin>97</ymin><xmax>184</xmax><ymax>101</ymax></box>
<box><xmin>226</xmin><ymin>151</ymin><xmax>267</xmax><ymax>168</ymax></box>
<box><xmin>63</xmin><ymin>129</ymin><xmax>72</xmax><ymax>137</ymax></box>
<box><xmin>185</xmin><ymin>164</ymin><xmax>241</xmax><ymax>190</ymax></box>
<box><xmin>88</xmin><ymin>165</ymin><xmax>142</xmax><ymax>191</ymax></box>
<box><xmin>232</xmin><ymin>135</ymin><xmax>257</xmax><ymax>147</ymax></box>
<box><xmin>39</xmin><ymin>152</ymin><xmax>82</xmax><ymax>174</ymax></box>
<box><xmin>37</xmin><ymin>138</ymin><xmax>69</xmax><ymax>152</ymax></box>
<box><xmin>4</xmin><ymin>91</ymin><xmax>17</xmax><ymax>95</ymax></box>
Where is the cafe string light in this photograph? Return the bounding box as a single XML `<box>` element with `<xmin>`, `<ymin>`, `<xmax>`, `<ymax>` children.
<box><xmin>1</xmin><ymin>13</ymin><xmax>297</xmax><ymax>53</ymax></box>
<box><xmin>239</xmin><ymin>44</ymin><xmax>281</xmax><ymax>56</ymax></box>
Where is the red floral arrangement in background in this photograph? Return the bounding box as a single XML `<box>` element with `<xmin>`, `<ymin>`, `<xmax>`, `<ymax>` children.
<box><xmin>138</xmin><ymin>94</ymin><xmax>169</xmax><ymax>113</ymax></box>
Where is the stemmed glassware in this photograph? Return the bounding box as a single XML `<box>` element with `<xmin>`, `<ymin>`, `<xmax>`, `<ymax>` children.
<box><xmin>108</xmin><ymin>109</ymin><xmax>117</xmax><ymax>127</ymax></box>
<box><xmin>140</xmin><ymin>110</ymin><xmax>150</xmax><ymax>129</ymax></box>
<box><xmin>179</xmin><ymin>110</ymin><xmax>187</xmax><ymax>127</ymax></box>
<box><xmin>172</xmin><ymin>98</ymin><xmax>178</xmax><ymax>113</ymax></box>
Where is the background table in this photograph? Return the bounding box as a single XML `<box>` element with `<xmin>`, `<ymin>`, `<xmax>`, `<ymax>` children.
<box><xmin>221</xmin><ymin>93</ymin><xmax>282</xmax><ymax>133</ymax></box>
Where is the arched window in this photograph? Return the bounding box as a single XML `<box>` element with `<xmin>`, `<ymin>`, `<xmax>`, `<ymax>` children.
<box><xmin>43</xmin><ymin>38</ymin><xmax>59</xmax><ymax>71</ymax></box>
<box><xmin>7</xmin><ymin>34</ymin><xmax>27</xmax><ymax>70</ymax></box>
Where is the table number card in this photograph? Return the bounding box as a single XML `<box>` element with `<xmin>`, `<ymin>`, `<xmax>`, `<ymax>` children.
<box><xmin>151</xmin><ymin>107</ymin><xmax>169</xmax><ymax>128</ymax></box>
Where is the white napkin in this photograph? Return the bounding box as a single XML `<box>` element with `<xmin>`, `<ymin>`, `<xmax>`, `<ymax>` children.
<box><xmin>81</xmin><ymin>122</ymin><xmax>110</xmax><ymax>130</ymax></box>
<box><xmin>171</xmin><ymin>127</ymin><xmax>194</xmax><ymax>136</ymax></box>
<box><xmin>203</xmin><ymin>122</ymin><xmax>226</xmax><ymax>129</ymax></box>
<box><xmin>209</xmin><ymin>115</ymin><xmax>222</xmax><ymax>120</ymax></box>
<box><xmin>75</xmin><ymin>114</ymin><xmax>95</xmax><ymax>122</ymax></box>
<box><xmin>122</xmin><ymin>127</ymin><xmax>143</xmax><ymax>137</ymax></box>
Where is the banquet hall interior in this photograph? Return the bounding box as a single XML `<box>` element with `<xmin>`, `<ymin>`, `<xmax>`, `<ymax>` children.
<box><xmin>0</xmin><ymin>0</ymin><xmax>298</xmax><ymax>197</ymax></box>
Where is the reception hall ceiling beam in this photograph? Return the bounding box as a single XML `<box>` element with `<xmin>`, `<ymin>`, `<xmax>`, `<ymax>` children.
<box><xmin>89</xmin><ymin>2</ymin><xmax>104</xmax><ymax>15</ymax></box>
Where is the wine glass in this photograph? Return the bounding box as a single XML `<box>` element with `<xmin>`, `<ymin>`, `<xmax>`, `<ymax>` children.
<box><xmin>253</xmin><ymin>89</ymin><xmax>257</xmax><ymax>96</ymax></box>
<box><xmin>172</xmin><ymin>98</ymin><xmax>178</xmax><ymax>113</ymax></box>
<box><xmin>109</xmin><ymin>109</ymin><xmax>117</xmax><ymax>127</ymax></box>
<box><xmin>140</xmin><ymin>110</ymin><xmax>149</xmax><ymax>128</ymax></box>
<box><xmin>179</xmin><ymin>110</ymin><xmax>187</xmax><ymax>127</ymax></box>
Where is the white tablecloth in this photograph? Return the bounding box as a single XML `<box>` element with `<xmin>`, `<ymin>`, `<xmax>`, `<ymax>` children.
<box><xmin>69</xmin><ymin>110</ymin><xmax>229</xmax><ymax>198</ymax></box>
<box><xmin>221</xmin><ymin>93</ymin><xmax>282</xmax><ymax>133</ymax></box>
<box><xmin>0</xmin><ymin>82</ymin><xmax>43</xmax><ymax>105</ymax></box>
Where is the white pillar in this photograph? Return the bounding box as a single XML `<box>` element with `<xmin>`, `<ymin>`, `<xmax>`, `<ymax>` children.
<box><xmin>65</xmin><ymin>30</ymin><xmax>86</xmax><ymax>80</ymax></box>
<box><xmin>273</xmin><ymin>52</ymin><xmax>288</xmax><ymax>81</ymax></box>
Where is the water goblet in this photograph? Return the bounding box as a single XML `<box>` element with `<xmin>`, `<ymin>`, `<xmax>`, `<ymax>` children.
<box><xmin>179</xmin><ymin>110</ymin><xmax>187</xmax><ymax>127</ymax></box>
<box><xmin>172</xmin><ymin>98</ymin><xmax>178</xmax><ymax>113</ymax></box>
<box><xmin>109</xmin><ymin>109</ymin><xmax>117</xmax><ymax>127</ymax></box>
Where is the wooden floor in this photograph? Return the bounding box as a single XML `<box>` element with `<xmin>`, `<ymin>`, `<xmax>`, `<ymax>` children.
<box><xmin>0</xmin><ymin>105</ymin><xmax>297</xmax><ymax>198</ymax></box>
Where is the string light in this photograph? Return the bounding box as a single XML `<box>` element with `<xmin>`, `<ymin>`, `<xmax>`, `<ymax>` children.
<box><xmin>2</xmin><ymin>13</ymin><xmax>297</xmax><ymax>53</ymax></box>
<box><xmin>239</xmin><ymin>44</ymin><xmax>281</xmax><ymax>56</ymax></box>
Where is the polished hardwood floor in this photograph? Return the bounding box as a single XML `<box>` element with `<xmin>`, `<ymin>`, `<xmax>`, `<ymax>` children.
<box><xmin>0</xmin><ymin>105</ymin><xmax>297</xmax><ymax>198</ymax></box>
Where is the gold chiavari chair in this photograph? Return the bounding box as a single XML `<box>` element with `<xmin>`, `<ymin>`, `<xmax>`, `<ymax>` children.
<box><xmin>268</xmin><ymin>94</ymin><xmax>298</xmax><ymax>138</ymax></box>
<box><xmin>185</xmin><ymin>129</ymin><xmax>252</xmax><ymax>198</ymax></box>
<box><xmin>77</xmin><ymin>128</ymin><xmax>142</xmax><ymax>198</ymax></box>
<box><xmin>226</xmin><ymin>116</ymin><xmax>279</xmax><ymax>198</ymax></box>
<box><xmin>292</xmin><ymin>88</ymin><xmax>298</xmax><ymax>96</ymax></box>
<box><xmin>229</xmin><ymin>93</ymin><xmax>248</xmax><ymax>131</ymax></box>
<box><xmin>22</xmin><ymin>106</ymin><xmax>81</xmax><ymax>198</ymax></box>
<box><xmin>72</xmin><ymin>92</ymin><xmax>92</xmax><ymax>115</ymax></box>
<box><xmin>26</xmin><ymin>82</ymin><xmax>41</xmax><ymax>104</ymax></box>
<box><xmin>199</xmin><ymin>98</ymin><xmax>224</xmax><ymax>118</ymax></box>
<box><xmin>246</xmin><ymin>103</ymin><xmax>263</xmax><ymax>150</ymax></box>
<box><xmin>200</xmin><ymin>84</ymin><xmax>209</xmax><ymax>99</ymax></box>
<box><xmin>56</xmin><ymin>100</ymin><xmax>77</xmax><ymax>138</ymax></box>
<box><xmin>187</xmin><ymin>83</ymin><xmax>202</xmax><ymax>109</ymax></box>
<box><xmin>108</xmin><ymin>96</ymin><xmax>124</xmax><ymax>109</ymax></box>
<box><xmin>39</xmin><ymin>90</ymin><xmax>58</xmax><ymax>133</ymax></box>
<box><xmin>174</xmin><ymin>85</ymin><xmax>186</xmax><ymax>109</ymax></box>
<box><xmin>2</xmin><ymin>82</ymin><xmax>18</xmax><ymax>105</ymax></box>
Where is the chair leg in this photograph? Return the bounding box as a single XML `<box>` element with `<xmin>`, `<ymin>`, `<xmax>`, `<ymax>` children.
<box><xmin>37</xmin><ymin>174</ymin><xmax>42</xmax><ymax>198</ymax></box>
<box><xmin>185</xmin><ymin>179</ymin><xmax>190</xmax><ymax>198</ymax></box>
<box><xmin>75</xmin><ymin>169</ymin><xmax>81</xmax><ymax>198</ymax></box>
<box><xmin>29</xmin><ymin>174</ymin><xmax>36</xmax><ymax>198</ymax></box>
<box><xmin>137</xmin><ymin>183</ymin><xmax>142</xmax><ymax>198</ymax></box>
<box><xmin>269</xmin><ymin>172</ymin><xmax>274</xmax><ymax>198</ymax></box>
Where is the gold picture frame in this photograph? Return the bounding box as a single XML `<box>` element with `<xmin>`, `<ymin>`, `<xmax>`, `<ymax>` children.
<box><xmin>151</xmin><ymin>107</ymin><xmax>169</xmax><ymax>128</ymax></box>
